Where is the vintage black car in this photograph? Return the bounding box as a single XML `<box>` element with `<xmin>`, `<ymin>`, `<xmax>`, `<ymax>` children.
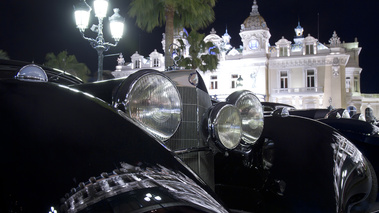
<box><xmin>1</xmin><ymin>59</ymin><xmax>378</xmax><ymax>212</ymax></box>
<box><xmin>286</xmin><ymin>107</ymin><xmax>379</xmax><ymax>180</ymax></box>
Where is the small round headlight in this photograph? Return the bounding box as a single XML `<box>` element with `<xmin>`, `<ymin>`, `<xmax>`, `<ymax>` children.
<box><xmin>352</xmin><ymin>113</ymin><xmax>366</xmax><ymax>121</ymax></box>
<box><xmin>209</xmin><ymin>103</ymin><xmax>242</xmax><ymax>150</ymax></box>
<box><xmin>113</xmin><ymin>70</ymin><xmax>182</xmax><ymax>141</ymax></box>
<box><xmin>15</xmin><ymin>64</ymin><xmax>48</xmax><ymax>82</ymax></box>
<box><xmin>326</xmin><ymin>109</ymin><xmax>350</xmax><ymax>119</ymax></box>
<box><xmin>227</xmin><ymin>90</ymin><xmax>264</xmax><ymax>145</ymax></box>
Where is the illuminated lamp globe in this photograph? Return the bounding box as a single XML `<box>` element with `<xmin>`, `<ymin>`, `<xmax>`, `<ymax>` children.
<box><xmin>109</xmin><ymin>8</ymin><xmax>125</xmax><ymax>42</ymax></box>
<box><xmin>74</xmin><ymin>0</ymin><xmax>92</xmax><ymax>32</ymax></box>
<box><xmin>94</xmin><ymin>0</ymin><xmax>109</xmax><ymax>18</ymax></box>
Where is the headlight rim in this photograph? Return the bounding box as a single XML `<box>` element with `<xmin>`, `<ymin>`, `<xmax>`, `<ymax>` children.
<box><xmin>15</xmin><ymin>64</ymin><xmax>48</xmax><ymax>82</ymax></box>
<box><xmin>226</xmin><ymin>90</ymin><xmax>264</xmax><ymax>145</ymax></box>
<box><xmin>208</xmin><ymin>102</ymin><xmax>242</xmax><ymax>151</ymax></box>
<box><xmin>112</xmin><ymin>69</ymin><xmax>182</xmax><ymax>142</ymax></box>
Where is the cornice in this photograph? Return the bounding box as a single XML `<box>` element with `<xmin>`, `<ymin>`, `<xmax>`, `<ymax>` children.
<box><xmin>269</xmin><ymin>54</ymin><xmax>349</xmax><ymax>69</ymax></box>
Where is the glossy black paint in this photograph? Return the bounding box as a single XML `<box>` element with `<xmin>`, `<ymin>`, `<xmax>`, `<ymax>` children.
<box><xmin>288</xmin><ymin>108</ymin><xmax>331</xmax><ymax>119</ymax></box>
<box><xmin>70</xmin><ymin>78</ymin><xmax>125</xmax><ymax>104</ymax></box>
<box><xmin>0</xmin><ymin>59</ymin><xmax>83</xmax><ymax>85</ymax></box>
<box><xmin>68</xmin><ymin>69</ymin><xmax>209</xmax><ymax>106</ymax></box>
<box><xmin>319</xmin><ymin>118</ymin><xmax>379</xmax><ymax>179</ymax></box>
<box><xmin>0</xmin><ymin>79</ymin><xmax>220</xmax><ymax>212</ymax></box>
<box><xmin>216</xmin><ymin>115</ymin><xmax>374</xmax><ymax>212</ymax></box>
<box><xmin>261</xmin><ymin>102</ymin><xmax>295</xmax><ymax>115</ymax></box>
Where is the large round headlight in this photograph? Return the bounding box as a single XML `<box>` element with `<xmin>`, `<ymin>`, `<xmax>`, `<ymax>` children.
<box><xmin>226</xmin><ymin>90</ymin><xmax>264</xmax><ymax>145</ymax></box>
<box><xmin>209</xmin><ymin>103</ymin><xmax>242</xmax><ymax>150</ymax></box>
<box><xmin>113</xmin><ymin>70</ymin><xmax>182</xmax><ymax>141</ymax></box>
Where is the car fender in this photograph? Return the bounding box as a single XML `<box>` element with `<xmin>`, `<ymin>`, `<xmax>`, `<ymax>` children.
<box><xmin>0</xmin><ymin>79</ymin><xmax>226</xmax><ymax>212</ymax></box>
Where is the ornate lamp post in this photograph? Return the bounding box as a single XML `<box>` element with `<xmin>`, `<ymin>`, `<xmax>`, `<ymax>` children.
<box><xmin>74</xmin><ymin>0</ymin><xmax>124</xmax><ymax>81</ymax></box>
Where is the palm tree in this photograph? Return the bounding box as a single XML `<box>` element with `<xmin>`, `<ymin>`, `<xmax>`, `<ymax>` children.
<box><xmin>44</xmin><ymin>51</ymin><xmax>91</xmax><ymax>82</ymax></box>
<box><xmin>128</xmin><ymin>0</ymin><xmax>216</xmax><ymax>69</ymax></box>
<box><xmin>177</xmin><ymin>30</ymin><xmax>219</xmax><ymax>72</ymax></box>
<box><xmin>0</xmin><ymin>50</ymin><xmax>9</xmax><ymax>60</ymax></box>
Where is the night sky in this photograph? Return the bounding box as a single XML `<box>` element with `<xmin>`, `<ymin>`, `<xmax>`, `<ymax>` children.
<box><xmin>1</xmin><ymin>0</ymin><xmax>378</xmax><ymax>92</ymax></box>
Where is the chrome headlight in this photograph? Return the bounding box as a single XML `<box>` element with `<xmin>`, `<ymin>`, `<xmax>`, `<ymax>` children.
<box><xmin>15</xmin><ymin>64</ymin><xmax>48</xmax><ymax>82</ymax></box>
<box><xmin>209</xmin><ymin>102</ymin><xmax>242</xmax><ymax>150</ymax></box>
<box><xmin>326</xmin><ymin>109</ymin><xmax>350</xmax><ymax>119</ymax></box>
<box><xmin>226</xmin><ymin>90</ymin><xmax>264</xmax><ymax>145</ymax></box>
<box><xmin>352</xmin><ymin>113</ymin><xmax>366</xmax><ymax>121</ymax></box>
<box><xmin>341</xmin><ymin>110</ymin><xmax>350</xmax><ymax>118</ymax></box>
<box><xmin>113</xmin><ymin>70</ymin><xmax>182</xmax><ymax>141</ymax></box>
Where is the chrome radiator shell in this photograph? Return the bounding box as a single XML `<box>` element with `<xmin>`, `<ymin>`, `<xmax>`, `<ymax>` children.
<box><xmin>165</xmin><ymin>70</ymin><xmax>214</xmax><ymax>188</ymax></box>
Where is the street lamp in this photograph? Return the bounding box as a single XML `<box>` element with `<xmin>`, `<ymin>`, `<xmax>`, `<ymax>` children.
<box><xmin>74</xmin><ymin>0</ymin><xmax>125</xmax><ymax>81</ymax></box>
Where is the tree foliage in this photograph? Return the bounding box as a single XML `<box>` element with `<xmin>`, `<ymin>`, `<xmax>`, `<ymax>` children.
<box><xmin>44</xmin><ymin>51</ymin><xmax>90</xmax><ymax>82</ymax></box>
<box><xmin>0</xmin><ymin>50</ymin><xmax>9</xmax><ymax>60</ymax></box>
<box><xmin>177</xmin><ymin>30</ymin><xmax>219</xmax><ymax>72</ymax></box>
<box><xmin>128</xmin><ymin>0</ymin><xmax>217</xmax><ymax>69</ymax></box>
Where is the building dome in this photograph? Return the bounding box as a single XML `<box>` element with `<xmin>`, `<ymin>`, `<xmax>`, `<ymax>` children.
<box><xmin>204</xmin><ymin>28</ymin><xmax>222</xmax><ymax>44</ymax></box>
<box><xmin>275</xmin><ymin>36</ymin><xmax>291</xmax><ymax>46</ymax></box>
<box><xmin>304</xmin><ymin>34</ymin><xmax>317</xmax><ymax>43</ymax></box>
<box><xmin>241</xmin><ymin>0</ymin><xmax>268</xmax><ymax>31</ymax></box>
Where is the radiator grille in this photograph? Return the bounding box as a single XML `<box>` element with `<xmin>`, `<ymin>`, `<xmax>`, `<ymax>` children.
<box><xmin>165</xmin><ymin>86</ymin><xmax>214</xmax><ymax>188</ymax></box>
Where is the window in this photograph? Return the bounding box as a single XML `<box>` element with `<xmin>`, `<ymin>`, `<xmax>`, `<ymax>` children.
<box><xmin>280</xmin><ymin>71</ymin><xmax>288</xmax><ymax>89</ymax></box>
<box><xmin>279</xmin><ymin>47</ymin><xmax>288</xmax><ymax>57</ymax></box>
<box><xmin>153</xmin><ymin>58</ymin><xmax>159</xmax><ymax>67</ymax></box>
<box><xmin>306</xmin><ymin>70</ymin><xmax>315</xmax><ymax>88</ymax></box>
<box><xmin>305</xmin><ymin>44</ymin><xmax>314</xmax><ymax>55</ymax></box>
<box><xmin>354</xmin><ymin>77</ymin><xmax>359</xmax><ymax>92</ymax></box>
<box><xmin>346</xmin><ymin>77</ymin><xmax>351</xmax><ymax>92</ymax></box>
<box><xmin>210</xmin><ymin>75</ymin><xmax>218</xmax><ymax>90</ymax></box>
<box><xmin>231</xmin><ymin>74</ymin><xmax>238</xmax><ymax>88</ymax></box>
<box><xmin>135</xmin><ymin>60</ymin><xmax>141</xmax><ymax>69</ymax></box>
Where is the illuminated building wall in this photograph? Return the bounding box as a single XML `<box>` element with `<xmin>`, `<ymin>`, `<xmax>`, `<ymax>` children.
<box><xmin>112</xmin><ymin>0</ymin><xmax>379</xmax><ymax>118</ymax></box>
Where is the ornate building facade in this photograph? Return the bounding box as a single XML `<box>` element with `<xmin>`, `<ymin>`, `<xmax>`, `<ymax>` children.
<box><xmin>112</xmin><ymin>0</ymin><xmax>379</xmax><ymax>117</ymax></box>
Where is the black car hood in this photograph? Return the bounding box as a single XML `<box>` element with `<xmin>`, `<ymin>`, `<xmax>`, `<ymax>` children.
<box><xmin>0</xmin><ymin>79</ymin><xmax>223</xmax><ymax>212</ymax></box>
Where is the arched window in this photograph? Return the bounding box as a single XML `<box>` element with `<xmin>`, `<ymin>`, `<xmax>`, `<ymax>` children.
<box><xmin>275</xmin><ymin>37</ymin><xmax>291</xmax><ymax>57</ymax></box>
<box><xmin>354</xmin><ymin>77</ymin><xmax>359</xmax><ymax>92</ymax></box>
<box><xmin>153</xmin><ymin>58</ymin><xmax>160</xmax><ymax>67</ymax></box>
<box><xmin>346</xmin><ymin>77</ymin><xmax>351</xmax><ymax>92</ymax></box>
<box><xmin>305</xmin><ymin>44</ymin><xmax>314</xmax><ymax>55</ymax></box>
<box><xmin>135</xmin><ymin>60</ymin><xmax>141</xmax><ymax>69</ymax></box>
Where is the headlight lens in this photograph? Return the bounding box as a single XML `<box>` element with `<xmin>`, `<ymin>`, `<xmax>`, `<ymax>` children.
<box><xmin>209</xmin><ymin>103</ymin><xmax>242</xmax><ymax>150</ymax></box>
<box><xmin>227</xmin><ymin>90</ymin><xmax>264</xmax><ymax>145</ymax></box>
<box><xmin>341</xmin><ymin>110</ymin><xmax>350</xmax><ymax>118</ymax></box>
<box><xmin>326</xmin><ymin>109</ymin><xmax>350</xmax><ymax>119</ymax></box>
<box><xmin>15</xmin><ymin>64</ymin><xmax>48</xmax><ymax>82</ymax></box>
<box><xmin>113</xmin><ymin>70</ymin><xmax>182</xmax><ymax>141</ymax></box>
